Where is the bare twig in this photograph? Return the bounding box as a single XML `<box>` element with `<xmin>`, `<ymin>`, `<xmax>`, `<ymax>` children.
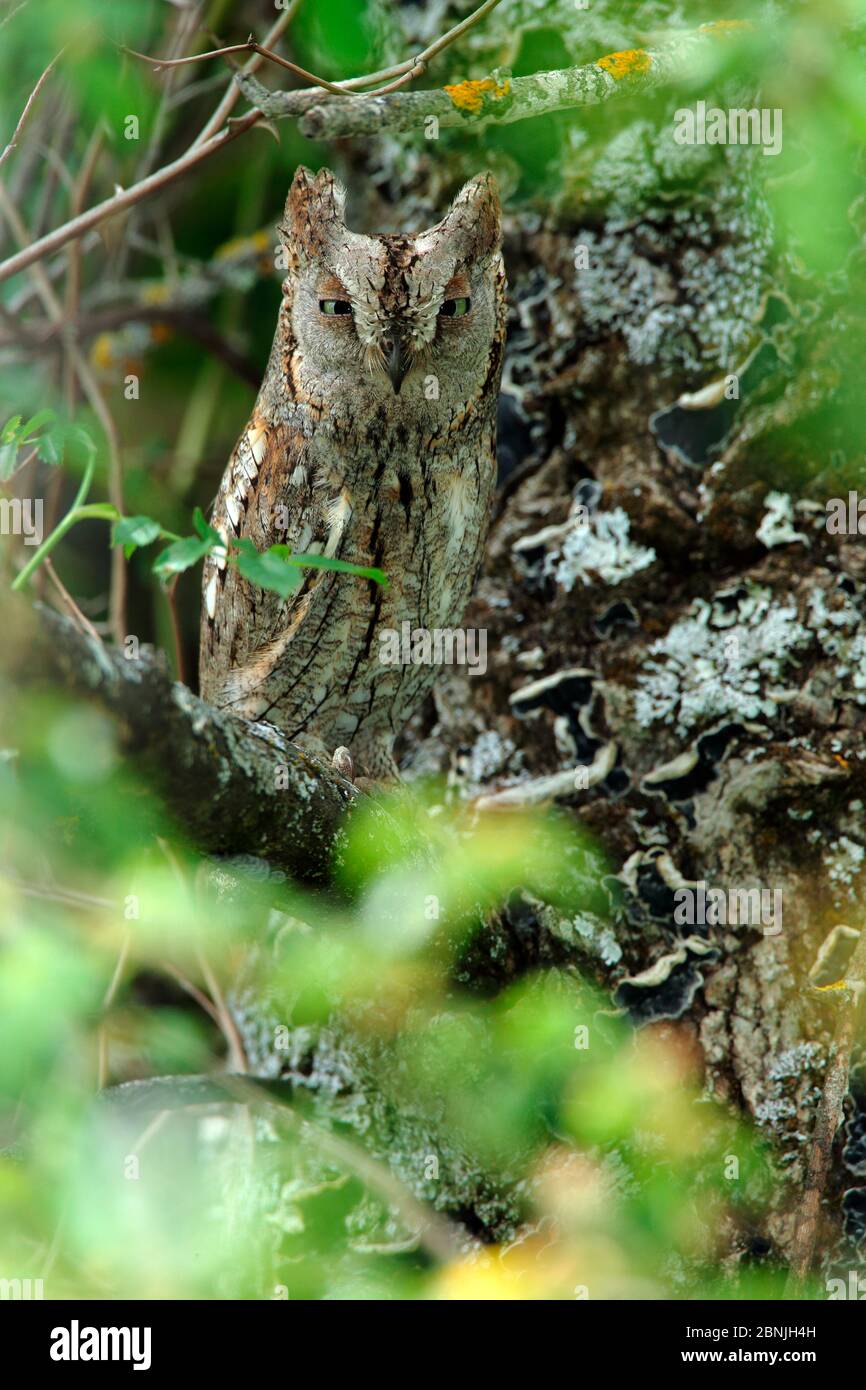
<box><xmin>3</xmin><ymin>874</ymin><xmax>115</xmax><ymax>910</ymax></box>
<box><xmin>0</xmin><ymin>0</ymin><xmax>508</xmax><ymax>284</ymax></box>
<box><xmin>160</xmin><ymin>961</ymin><xmax>223</xmax><ymax>1029</ymax></box>
<box><xmin>163</xmin><ymin>575</ymin><xmax>186</xmax><ymax>683</ymax></box>
<box><xmin>192</xmin><ymin>0</ymin><xmax>302</xmax><ymax>147</ymax></box>
<box><xmin>98</xmin><ymin>928</ymin><xmax>133</xmax><ymax>1089</ymax></box>
<box><xmin>43</xmin><ymin>557</ymin><xmax>103</xmax><ymax>642</ymax></box>
<box><xmin>0</xmin><ymin>109</ymin><xmax>261</xmax><ymax>286</ymax></box>
<box><xmin>102</xmin><ymin>1071</ymin><xmax>463</xmax><ymax>1262</ymax></box>
<box><xmin>123</xmin><ymin>37</ymin><xmax>352</xmax><ymax>96</ymax></box>
<box><xmin>0</xmin><ymin>178</ymin><xmax>128</xmax><ymax>642</ymax></box>
<box><xmin>132</xmin><ymin>0</ymin><xmax>503</xmax><ymax>101</ymax></box>
<box><xmin>195</xmin><ymin>947</ymin><xmax>246</xmax><ymax>1074</ymax></box>
<box><xmin>0</xmin><ymin>48</ymin><xmax>64</xmax><ymax>173</ymax></box>
<box><xmin>7</xmin><ymin>303</ymin><xmax>262</xmax><ymax>388</ymax></box>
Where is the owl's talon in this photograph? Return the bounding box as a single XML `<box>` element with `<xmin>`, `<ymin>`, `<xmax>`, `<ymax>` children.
<box><xmin>332</xmin><ymin>746</ymin><xmax>354</xmax><ymax>782</ymax></box>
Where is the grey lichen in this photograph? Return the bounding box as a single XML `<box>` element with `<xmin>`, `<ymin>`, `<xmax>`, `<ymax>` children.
<box><xmin>543</xmin><ymin>505</ymin><xmax>656</xmax><ymax>591</ymax></box>
<box><xmin>573</xmin><ymin>138</ymin><xmax>773</xmax><ymax>373</ymax></box>
<box><xmin>634</xmin><ymin>586</ymin><xmax>811</xmax><ymax>735</ymax></box>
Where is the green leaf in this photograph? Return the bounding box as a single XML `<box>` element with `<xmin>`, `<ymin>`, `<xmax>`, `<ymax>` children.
<box><xmin>152</xmin><ymin>534</ymin><xmax>213</xmax><ymax>582</ymax></box>
<box><xmin>1</xmin><ymin>415</ymin><xmax>22</xmax><ymax>445</ymax></box>
<box><xmin>65</xmin><ymin>424</ymin><xmax>97</xmax><ymax>464</ymax></box>
<box><xmin>36</xmin><ymin>430</ymin><xmax>64</xmax><ymax>466</ymax></box>
<box><xmin>232</xmin><ymin>540</ymin><xmax>388</xmax><ymax>599</ymax></box>
<box><xmin>192</xmin><ymin>506</ymin><xmax>223</xmax><ymax>547</ymax></box>
<box><xmin>34</xmin><ymin>421</ymin><xmax>97</xmax><ymax>469</ymax></box>
<box><xmin>19</xmin><ymin>409</ymin><xmax>56</xmax><ymax>442</ymax></box>
<box><xmin>289</xmin><ymin>551</ymin><xmax>389</xmax><ymax>587</ymax></box>
<box><xmin>233</xmin><ymin>540</ymin><xmax>301</xmax><ymax>600</ymax></box>
<box><xmin>112</xmin><ymin>514</ymin><xmax>162</xmax><ymax>560</ymax></box>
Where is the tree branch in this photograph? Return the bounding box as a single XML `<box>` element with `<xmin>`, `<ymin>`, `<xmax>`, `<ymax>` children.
<box><xmin>24</xmin><ymin>604</ymin><xmax>361</xmax><ymax>886</ymax></box>
<box><xmin>0</xmin><ymin>109</ymin><xmax>261</xmax><ymax>287</ymax></box>
<box><xmin>240</xmin><ymin>22</ymin><xmax>750</xmax><ymax>139</ymax></box>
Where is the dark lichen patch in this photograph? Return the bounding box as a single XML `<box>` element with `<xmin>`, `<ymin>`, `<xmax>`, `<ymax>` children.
<box><xmin>614</xmin><ymin>938</ymin><xmax>720</xmax><ymax>1026</ymax></box>
<box><xmin>643</xmin><ymin>723</ymin><xmax>747</xmax><ymax>802</ymax></box>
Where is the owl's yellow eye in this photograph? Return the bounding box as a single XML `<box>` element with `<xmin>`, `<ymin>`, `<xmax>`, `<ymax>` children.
<box><xmin>319</xmin><ymin>299</ymin><xmax>352</xmax><ymax>316</ymax></box>
<box><xmin>439</xmin><ymin>297</ymin><xmax>471</xmax><ymax>317</ymax></box>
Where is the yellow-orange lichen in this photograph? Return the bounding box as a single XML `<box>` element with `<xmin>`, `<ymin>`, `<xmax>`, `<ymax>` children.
<box><xmin>90</xmin><ymin>333</ymin><xmax>115</xmax><ymax>370</ymax></box>
<box><xmin>215</xmin><ymin>228</ymin><xmax>270</xmax><ymax>262</ymax></box>
<box><xmin>596</xmin><ymin>48</ymin><xmax>652</xmax><ymax>81</ymax></box>
<box><xmin>443</xmin><ymin>77</ymin><xmax>511</xmax><ymax>114</ymax></box>
<box><xmin>141</xmin><ymin>281</ymin><xmax>171</xmax><ymax>305</ymax></box>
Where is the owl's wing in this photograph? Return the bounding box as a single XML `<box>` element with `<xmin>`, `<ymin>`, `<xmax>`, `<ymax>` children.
<box><xmin>198</xmin><ymin>412</ymin><xmax>329</xmax><ymax>710</ymax></box>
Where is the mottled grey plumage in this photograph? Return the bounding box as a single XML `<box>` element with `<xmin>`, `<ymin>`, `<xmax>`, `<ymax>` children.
<box><xmin>199</xmin><ymin>166</ymin><xmax>505</xmax><ymax>779</ymax></box>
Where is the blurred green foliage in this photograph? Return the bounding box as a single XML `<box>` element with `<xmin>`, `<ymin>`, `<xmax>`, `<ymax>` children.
<box><xmin>0</xmin><ymin>0</ymin><xmax>860</xmax><ymax>1300</ymax></box>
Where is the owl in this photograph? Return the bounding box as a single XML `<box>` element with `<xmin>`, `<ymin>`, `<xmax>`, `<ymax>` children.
<box><xmin>199</xmin><ymin>166</ymin><xmax>506</xmax><ymax>781</ymax></box>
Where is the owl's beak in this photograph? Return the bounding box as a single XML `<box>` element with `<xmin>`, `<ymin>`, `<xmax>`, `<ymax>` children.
<box><xmin>386</xmin><ymin>335</ymin><xmax>411</xmax><ymax>394</ymax></box>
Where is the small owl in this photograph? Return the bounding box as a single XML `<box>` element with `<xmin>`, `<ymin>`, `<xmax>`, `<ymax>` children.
<box><xmin>199</xmin><ymin>166</ymin><xmax>505</xmax><ymax>780</ymax></box>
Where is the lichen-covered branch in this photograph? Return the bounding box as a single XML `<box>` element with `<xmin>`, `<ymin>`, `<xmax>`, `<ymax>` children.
<box><xmin>237</xmin><ymin>22</ymin><xmax>750</xmax><ymax>141</ymax></box>
<box><xmin>24</xmin><ymin>604</ymin><xmax>359</xmax><ymax>885</ymax></box>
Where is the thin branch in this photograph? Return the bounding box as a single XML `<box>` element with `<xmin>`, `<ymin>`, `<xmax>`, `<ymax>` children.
<box><xmin>7</xmin><ymin>303</ymin><xmax>262</xmax><ymax>389</ymax></box>
<box><xmin>0</xmin><ymin>178</ymin><xmax>128</xmax><ymax>643</ymax></box>
<box><xmin>98</xmin><ymin>928</ymin><xmax>133</xmax><ymax>1088</ymax></box>
<box><xmin>3</xmin><ymin>874</ymin><xmax>115</xmax><ymax>911</ymax></box>
<box><xmin>123</xmin><ymin>37</ymin><xmax>352</xmax><ymax>96</ymax></box>
<box><xmin>101</xmin><ymin>1071</ymin><xmax>464</xmax><ymax>1262</ymax></box>
<box><xmin>160</xmin><ymin>961</ymin><xmax>223</xmax><ymax>1029</ymax></box>
<box><xmin>133</xmin><ymin>0</ymin><xmax>503</xmax><ymax>104</ymax></box>
<box><xmin>0</xmin><ymin>0</ymin><xmax>508</xmax><ymax>284</ymax></box>
<box><xmin>786</xmin><ymin>928</ymin><xmax>866</xmax><ymax>1286</ymax></box>
<box><xmin>162</xmin><ymin>576</ymin><xmax>187</xmax><ymax>682</ymax></box>
<box><xmin>191</xmin><ymin>0</ymin><xmax>302</xmax><ymax>147</ymax></box>
<box><xmin>0</xmin><ymin>109</ymin><xmax>261</xmax><ymax>286</ymax></box>
<box><xmin>0</xmin><ymin>48</ymin><xmax>64</xmax><ymax>173</ymax></box>
<box><xmin>43</xmin><ymin>557</ymin><xmax>103</xmax><ymax>642</ymax></box>
<box><xmin>195</xmin><ymin>946</ymin><xmax>247</xmax><ymax>1074</ymax></box>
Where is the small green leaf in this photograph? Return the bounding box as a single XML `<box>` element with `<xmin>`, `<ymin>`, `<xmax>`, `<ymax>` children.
<box><xmin>1</xmin><ymin>415</ymin><xmax>22</xmax><ymax>445</ymax></box>
<box><xmin>65</xmin><ymin>424</ymin><xmax>97</xmax><ymax>463</ymax></box>
<box><xmin>36</xmin><ymin>431</ymin><xmax>64</xmax><ymax>466</ymax></box>
<box><xmin>152</xmin><ymin>534</ymin><xmax>213</xmax><ymax>581</ymax></box>
<box><xmin>19</xmin><ymin>409</ymin><xmax>57</xmax><ymax>442</ymax></box>
<box><xmin>233</xmin><ymin>540</ymin><xmax>301</xmax><ymax>600</ymax></box>
<box><xmin>113</xmin><ymin>514</ymin><xmax>163</xmax><ymax>560</ymax></box>
<box><xmin>289</xmin><ymin>551</ymin><xmax>389</xmax><ymax>587</ymax></box>
<box><xmin>192</xmin><ymin>506</ymin><xmax>223</xmax><ymax>547</ymax></box>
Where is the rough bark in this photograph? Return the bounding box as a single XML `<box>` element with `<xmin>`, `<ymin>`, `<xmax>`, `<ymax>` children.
<box><xmin>22</xmin><ymin>604</ymin><xmax>360</xmax><ymax>886</ymax></box>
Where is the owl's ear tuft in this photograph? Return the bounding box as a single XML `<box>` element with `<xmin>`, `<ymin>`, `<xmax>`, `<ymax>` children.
<box><xmin>278</xmin><ymin>165</ymin><xmax>348</xmax><ymax>263</ymax></box>
<box><xmin>437</xmin><ymin>172</ymin><xmax>501</xmax><ymax>267</ymax></box>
